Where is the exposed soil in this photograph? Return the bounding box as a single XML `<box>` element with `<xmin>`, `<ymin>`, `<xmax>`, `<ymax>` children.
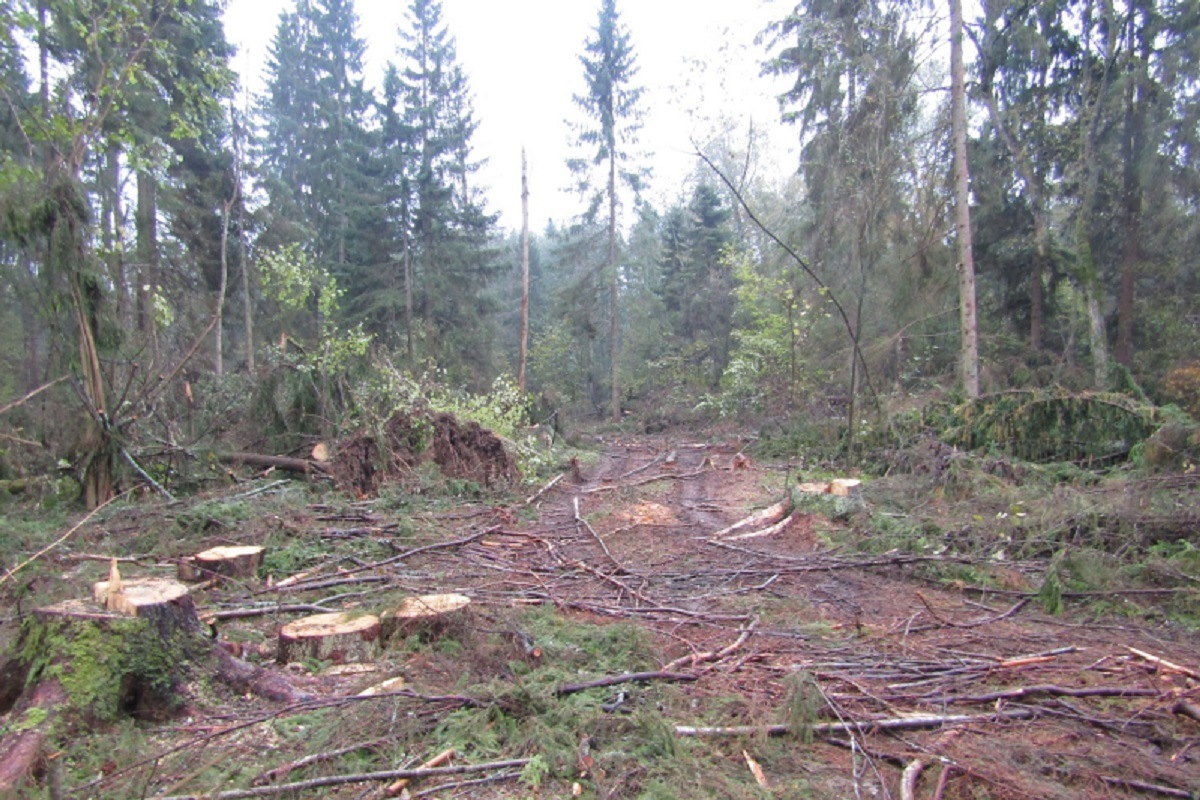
<box><xmin>330</xmin><ymin>409</ymin><xmax>520</xmax><ymax>496</ymax></box>
<box><xmin>5</xmin><ymin>435</ymin><xmax>1199</xmax><ymax>798</ymax></box>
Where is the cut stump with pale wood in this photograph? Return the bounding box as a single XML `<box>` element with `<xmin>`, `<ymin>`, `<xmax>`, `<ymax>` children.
<box><xmin>380</xmin><ymin>593</ymin><xmax>472</xmax><ymax>642</ymax></box>
<box><xmin>178</xmin><ymin>545</ymin><xmax>264</xmax><ymax>582</ymax></box>
<box><xmin>277</xmin><ymin>612</ymin><xmax>382</xmax><ymax>665</ymax></box>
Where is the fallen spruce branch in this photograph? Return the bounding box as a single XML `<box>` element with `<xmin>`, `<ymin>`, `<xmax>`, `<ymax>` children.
<box><xmin>900</xmin><ymin>759</ymin><xmax>926</xmax><ymax>800</ymax></box>
<box><xmin>525</xmin><ymin>473</ymin><xmax>564</xmax><ymax>505</ymax></box>
<box><xmin>556</xmin><ymin>670</ymin><xmax>698</xmax><ymax>696</ymax></box>
<box><xmin>662</xmin><ymin>618</ymin><xmax>759</xmax><ymax>672</ymax></box>
<box><xmin>918</xmin><ymin>684</ymin><xmax>1160</xmax><ymax>706</ymax></box>
<box><xmin>252</xmin><ymin>737</ymin><xmax>390</xmax><ymax>785</ymax></box>
<box><xmin>674</xmin><ymin>708</ymin><xmax>1036</xmax><ymax>737</ymax></box>
<box><xmin>914</xmin><ymin>593</ymin><xmax>1030</xmax><ymax>629</ymax></box>
<box><xmin>709</xmin><ymin>498</ymin><xmax>791</xmax><ymax>539</ymax></box>
<box><xmin>1126</xmin><ymin>646</ymin><xmax>1200</xmax><ymax>681</ymax></box>
<box><xmin>152</xmin><ymin>758</ymin><xmax>532</xmax><ymax>800</ymax></box>
<box><xmin>384</xmin><ymin>747</ymin><xmax>456</xmax><ymax>797</ymax></box>
<box><xmin>727</xmin><ymin>512</ymin><xmax>797</xmax><ymax>542</ymax></box>
<box><xmin>411</xmin><ymin>770</ymin><xmax>523</xmax><ymax>798</ymax></box>
<box><xmin>1100</xmin><ymin>776</ymin><xmax>1193</xmax><ymax>798</ymax></box>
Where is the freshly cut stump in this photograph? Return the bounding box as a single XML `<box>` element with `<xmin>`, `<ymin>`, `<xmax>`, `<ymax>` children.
<box><xmin>380</xmin><ymin>593</ymin><xmax>471</xmax><ymax>641</ymax></box>
<box><xmin>91</xmin><ymin>577</ymin><xmax>202</xmax><ymax>633</ymax></box>
<box><xmin>178</xmin><ymin>545</ymin><xmax>264</xmax><ymax>582</ymax></box>
<box><xmin>277</xmin><ymin>612</ymin><xmax>381</xmax><ymax>665</ymax></box>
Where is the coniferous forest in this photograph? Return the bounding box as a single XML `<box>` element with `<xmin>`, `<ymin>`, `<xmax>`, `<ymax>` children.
<box><xmin>2</xmin><ymin>2</ymin><xmax>1200</xmax><ymax>798</ymax></box>
<box><xmin>0</xmin><ymin>0</ymin><xmax>1198</xmax><ymax>498</ymax></box>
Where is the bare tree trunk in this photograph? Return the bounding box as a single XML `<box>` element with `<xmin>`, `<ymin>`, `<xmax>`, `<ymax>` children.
<box><xmin>1116</xmin><ymin>12</ymin><xmax>1144</xmax><ymax>369</ymax></box>
<box><xmin>234</xmin><ymin>97</ymin><xmax>254</xmax><ymax>373</ymax></box>
<box><xmin>1073</xmin><ymin>0</ymin><xmax>1116</xmax><ymax>390</ymax></box>
<box><xmin>216</xmin><ymin>194</ymin><xmax>231</xmax><ymax>376</ymax></box>
<box><xmin>608</xmin><ymin>151</ymin><xmax>620</xmax><ymax>420</ymax></box>
<box><xmin>404</xmin><ymin>244</ymin><xmax>414</xmax><ymax>364</ymax></box>
<box><xmin>136</xmin><ymin>170</ymin><xmax>160</xmax><ymax>365</ymax></box>
<box><xmin>950</xmin><ymin>0</ymin><xmax>980</xmax><ymax>398</ymax></box>
<box><xmin>518</xmin><ymin>147</ymin><xmax>531</xmax><ymax>393</ymax></box>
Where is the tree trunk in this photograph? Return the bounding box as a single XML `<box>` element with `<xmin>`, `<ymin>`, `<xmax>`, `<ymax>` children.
<box><xmin>608</xmin><ymin>150</ymin><xmax>620</xmax><ymax>420</ymax></box>
<box><xmin>136</xmin><ymin>170</ymin><xmax>160</xmax><ymax>364</ymax></box>
<box><xmin>215</xmin><ymin>195</ymin><xmax>231</xmax><ymax>376</ymax></box>
<box><xmin>950</xmin><ymin>0</ymin><xmax>980</xmax><ymax>398</ymax></box>
<box><xmin>1116</xmin><ymin>12</ymin><xmax>1144</xmax><ymax>368</ymax></box>
<box><xmin>518</xmin><ymin>147</ymin><xmax>531</xmax><ymax>393</ymax></box>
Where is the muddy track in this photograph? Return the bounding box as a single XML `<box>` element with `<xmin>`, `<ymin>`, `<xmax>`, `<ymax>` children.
<box><xmin>452</xmin><ymin>436</ymin><xmax>1200</xmax><ymax>799</ymax></box>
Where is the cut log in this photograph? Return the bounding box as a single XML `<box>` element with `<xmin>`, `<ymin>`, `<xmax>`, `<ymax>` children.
<box><xmin>277</xmin><ymin>612</ymin><xmax>381</xmax><ymax>665</ymax></box>
<box><xmin>380</xmin><ymin>593</ymin><xmax>472</xmax><ymax>641</ymax></box>
<box><xmin>177</xmin><ymin>545</ymin><xmax>264</xmax><ymax>582</ymax></box>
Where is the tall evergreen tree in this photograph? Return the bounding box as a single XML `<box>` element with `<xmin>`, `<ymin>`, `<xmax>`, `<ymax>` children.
<box><xmin>258</xmin><ymin>0</ymin><xmax>376</xmax><ymax>277</ymax></box>
<box><xmin>569</xmin><ymin>0</ymin><xmax>647</xmax><ymax>419</ymax></box>
<box><xmin>390</xmin><ymin>0</ymin><xmax>499</xmax><ymax>381</ymax></box>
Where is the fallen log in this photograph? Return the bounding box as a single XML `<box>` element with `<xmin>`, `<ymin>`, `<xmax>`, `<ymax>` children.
<box><xmin>0</xmin><ymin>678</ymin><xmax>68</xmax><ymax>794</ymax></box>
<box><xmin>218</xmin><ymin>452</ymin><xmax>331</xmax><ymax>476</ymax></box>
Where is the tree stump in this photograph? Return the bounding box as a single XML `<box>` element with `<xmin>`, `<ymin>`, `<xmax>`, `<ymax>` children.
<box><xmin>277</xmin><ymin>612</ymin><xmax>381</xmax><ymax>665</ymax></box>
<box><xmin>380</xmin><ymin>593</ymin><xmax>471</xmax><ymax>642</ymax></box>
<box><xmin>91</xmin><ymin>577</ymin><xmax>203</xmax><ymax>637</ymax></box>
<box><xmin>177</xmin><ymin>545</ymin><xmax>264</xmax><ymax>582</ymax></box>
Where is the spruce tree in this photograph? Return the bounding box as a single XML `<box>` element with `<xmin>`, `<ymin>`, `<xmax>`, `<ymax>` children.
<box><xmin>569</xmin><ymin>0</ymin><xmax>647</xmax><ymax>419</ymax></box>
<box><xmin>258</xmin><ymin>0</ymin><xmax>376</xmax><ymax>277</ymax></box>
<box><xmin>391</xmin><ymin>0</ymin><xmax>499</xmax><ymax>381</ymax></box>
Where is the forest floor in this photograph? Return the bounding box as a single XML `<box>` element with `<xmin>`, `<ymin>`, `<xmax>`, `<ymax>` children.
<box><xmin>3</xmin><ymin>432</ymin><xmax>1200</xmax><ymax>799</ymax></box>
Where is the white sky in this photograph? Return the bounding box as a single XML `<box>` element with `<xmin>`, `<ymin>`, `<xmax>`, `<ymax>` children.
<box><xmin>222</xmin><ymin>0</ymin><xmax>793</xmax><ymax>232</ymax></box>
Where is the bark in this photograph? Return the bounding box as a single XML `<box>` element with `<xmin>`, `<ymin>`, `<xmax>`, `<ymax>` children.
<box><xmin>950</xmin><ymin>0</ymin><xmax>980</xmax><ymax>398</ymax></box>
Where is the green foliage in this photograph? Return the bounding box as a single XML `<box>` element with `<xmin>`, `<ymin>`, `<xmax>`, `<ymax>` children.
<box><xmin>781</xmin><ymin>671</ymin><xmax>821</xmax><ymax>744</ymax></box>
<box><xmin>520</xmin><ymin>753</ymin><xmax>552</xmax><ymax>789</ymax></box>
<box><xmin>259</xmin><ymin>244</ymin><xmax>372</xmax><ymax>375</ymax></box>
<box><xmin>1038</xmin><ymin>555</ymin><xmax>1065</xmax><ymax>615</ymax></box>
<box><xmin>924</xmin><ymin>391</ymin><xmax>1163</xmax><ymax>464</ymax></box>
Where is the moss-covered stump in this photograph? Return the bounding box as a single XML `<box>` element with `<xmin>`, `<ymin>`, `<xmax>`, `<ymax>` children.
<box><xmin>178</xmin><ymin>545</ymin><xmax>265</xmax><ymax>582</ymax></box>
<box><xmin>380</xmin><ymin>593</ymin><xmax>471</xmax><ymax>642</ymax></box>
<box><xmin>277</xmin><ymin>612</ymin><xmax>381</xmax><ymax>665</ymax></box>
<box><xmin>27</xmin><ymin>599</ymin><xmax>207</xmax><ymax>721</ymax></box>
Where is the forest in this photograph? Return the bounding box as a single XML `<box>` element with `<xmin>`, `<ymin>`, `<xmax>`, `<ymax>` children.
<box><xmin>1</xmin><ymin>0</ymin><xmax>1199</xmax><ymax>798</ymax></box>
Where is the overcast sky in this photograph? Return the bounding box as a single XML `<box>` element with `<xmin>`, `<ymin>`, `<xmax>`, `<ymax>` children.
<box><xmin>222</xmin><ymin>0</ymin><xmax>793</xmax><ymax>232</ymax></box>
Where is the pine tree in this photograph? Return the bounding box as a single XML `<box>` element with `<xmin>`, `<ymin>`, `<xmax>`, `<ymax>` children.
<box><xmin>569</xmin><ymin>0</ymin><xmax>647</xmax><ymax>419</ymax></box>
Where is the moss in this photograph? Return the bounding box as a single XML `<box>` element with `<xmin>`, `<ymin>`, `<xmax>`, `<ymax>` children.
<box><xmin>17</xmin><ymin>614</ymin><xmax>202</xmax><ymax>722</ymax></box>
